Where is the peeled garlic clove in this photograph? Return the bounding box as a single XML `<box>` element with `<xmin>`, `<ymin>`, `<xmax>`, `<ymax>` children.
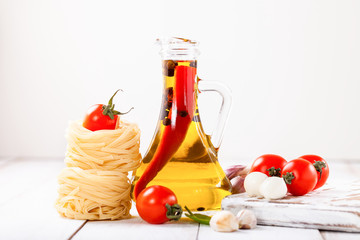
<box><xmin>236</xmin><ymin>209</ymin><xmax>257</xmax><ymax>229</ymax></box>
<box><xmin>210</xmin><ymin>211</ymin><xmax>238</xmax><ymax>232</ymax></box>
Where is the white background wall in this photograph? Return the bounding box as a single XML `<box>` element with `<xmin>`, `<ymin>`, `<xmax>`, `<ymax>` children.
<box><xmin>1</xmin><ymin>0</ymin><xmax>359</xmax><ymax>161</ymax></box>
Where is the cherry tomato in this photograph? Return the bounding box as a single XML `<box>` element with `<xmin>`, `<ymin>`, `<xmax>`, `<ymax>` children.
<box><xmin>83</xmin><ymin>90</ymin><xmax>132</xmax><ymax>131</ymax></box>
<box><xmin>299</xmin><ymin>155</ymin><xmax>329</xmax><ymax>190</ymax></box>
<box><xmin>83</xmin><ymin>104</ymin><xmax>118</xmax><ymax>131</ymax></box>
<box><xmin>136</xmin><ymin>185</ymin><xmax>182</xmax><ymax>224</ymax></box>
<box><xmin>249</xmin><ymin>154</ymin><xmax>287</xmax><ymax>177</ymax></box>
<box><xmin>282</xmin><ymin>159</ymin><xmax>318</xmax><ymax>196</ymax></box>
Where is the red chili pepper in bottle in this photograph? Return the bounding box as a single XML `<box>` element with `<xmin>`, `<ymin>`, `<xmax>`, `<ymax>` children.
<box><xmin>134</xmin><ymin>65</ymin><xmax>197</xmax><ymax>199</ymax></box>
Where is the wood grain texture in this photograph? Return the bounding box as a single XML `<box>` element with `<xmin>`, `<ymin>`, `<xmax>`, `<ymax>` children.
<box><xmin>73</xmin><ymin>218</ymin><xmax>199</xmax><ymax>240</ymax></box>
<box><xmin>198</xmin><ymin>225</ymin><xmax>323</xmax><ymax>240</ymax></box>
<box><xmin>1</xmin><ymin>157</ymin><xmax>359</xmax><ymax>239</ymax></box>
<box><xmin>0</xmin><ymin>158</ymin><xmax>65</xmax><ymax>205</ymax></box>
<box><xmin>222</xmin><ymin>180</ymin><xmax>360</xmax><ymax>232</ymax></box>
<box><xmin>320</xmin><ymin>231</ymin><xmax>360</xmax><ymax>240</ymax></box>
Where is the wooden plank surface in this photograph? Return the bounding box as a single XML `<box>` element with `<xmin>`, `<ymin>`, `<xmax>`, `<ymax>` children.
<box><xmin>320</xmin><ymin>231</ymin><xmax>360</xmax><ymax>240</ymax></box>
<box><xmin>73</xmin><ymin>218</ymin><xmax>199</xmax><ymax>240</ymax></box>
<box><xmin>0</xmin><ymin>157</ymin><xmax>86</xmax><ymax>240</ymax></box>
<box><xmin>0</xmin><ymin>157</ymin><xmax>14</xmax><ymax>168</ymax></box>
<box><xmin>198</xmin><ymin>225</ymin><xmax>323</xmax><ymax>240</ymax></box>
<box><xmin>222</xmin><ymin>181</ymin><xmax>360</xmax><ymax>232</ymax></box>
<box><xmin>0</xmin><ymin>157</ymin><xmax>64</xmax><ymax>205</ymax></box>
<box><xmin>72</xmin><ymin>200</ymin><xmax>199</xmax><ymax>240</ymax></box>
<box><xmin>319</xmin><ymin>160</ymin><xmax>360</xmax><ymax>238</ymax></box>
<box><xmin>0</xmin><ymin>157</ymin><xmax>359</xmax><ymax>239</ymax></box>
<box><xmin>222</xmin><ymin>160</ymin><xmax>360</xmax><ymax>232</ymax></box>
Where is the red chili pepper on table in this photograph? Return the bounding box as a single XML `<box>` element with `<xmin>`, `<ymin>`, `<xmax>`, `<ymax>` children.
<box><xmin>134</xmin><ymin>65</ymin><xmax>197</xmax><ymax>199</ymax></box>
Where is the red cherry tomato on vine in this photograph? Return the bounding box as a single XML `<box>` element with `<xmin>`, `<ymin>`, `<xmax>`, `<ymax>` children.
<box><xmin>299</xmin><ymin>155</ymin><xmax>329</xmax><ymax>190</ymax></box>
<box><xmin>136</xmin><ymin>185</ymin><xmax>182</xmax><ymax>224</ymax></box>
<box><xmin>83</xmin><ymin>104</ymin><xmax>118</xmax><ymax>131</ymax></box>
<box><xmin>249</xmin><ymin>154</ymin><xmax>287</xmax><ymax>177</ymax></box>
<box><xmin>83</xmin><ymin>90</ymin><xmax>133</xmax><ymax>131</ymax></box>
<box><xmin>282</xmin><ymin>159</ymin><xmax>318</xmax><ymax>196</ymax></box>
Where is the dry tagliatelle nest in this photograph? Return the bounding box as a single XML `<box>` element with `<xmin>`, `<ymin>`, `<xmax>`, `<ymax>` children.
<box><xmin>55</xmin><ymin>120</ymin><xmax>141</xmax><ymax>220</ymax></box>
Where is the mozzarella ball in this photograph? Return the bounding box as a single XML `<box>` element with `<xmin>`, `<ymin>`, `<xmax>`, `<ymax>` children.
<box><xmin>244</xmin><ymin>172</ymin><xmax>268</xmax><ymax>197</ymax></box>
<box><xmin>259</xmin><ymin>177</ymin><xmax>287</xmax><ymax>200</ymax></box>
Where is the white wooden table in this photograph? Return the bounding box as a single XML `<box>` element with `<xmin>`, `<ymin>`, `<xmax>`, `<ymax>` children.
<box><xmin>0</xmin><ymin>157</ymin><xmax>359</xmax><ymax>240</ymax></box>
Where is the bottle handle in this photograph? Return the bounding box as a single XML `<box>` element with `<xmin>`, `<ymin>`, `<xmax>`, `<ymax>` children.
<box><xmin>197</xmin><ymin>79</ymin><xmax>232</xmax><ymax>151</ymax></box>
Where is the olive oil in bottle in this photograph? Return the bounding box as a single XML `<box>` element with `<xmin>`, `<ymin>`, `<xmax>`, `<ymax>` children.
<box><xmin>132</xmin><ymin>57</ymin><xmax>231</xmax><ymax>211</ymax></box>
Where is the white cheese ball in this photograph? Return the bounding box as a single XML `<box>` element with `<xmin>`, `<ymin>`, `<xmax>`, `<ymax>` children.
<box><xmin>259</xmin><ymin>177</ymin><xmax>287</xmax><ymax>200</ymax></box>
<box><xmin>244</xmin><ymin>172</ymin><xmax>268</xmax><ymax>197</ymax></box>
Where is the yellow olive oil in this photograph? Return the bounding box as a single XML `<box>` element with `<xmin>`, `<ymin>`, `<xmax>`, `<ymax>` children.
<box><xmin>131</xmin><ymin>60</ymin><xmax>231</xmax><ymax>211</ymax></box>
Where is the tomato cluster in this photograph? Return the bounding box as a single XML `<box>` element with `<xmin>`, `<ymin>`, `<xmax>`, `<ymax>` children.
<box><xmin>249</xmin><ymin>154</ymin><xmax>329</xmax><ymax>196</ymax></box>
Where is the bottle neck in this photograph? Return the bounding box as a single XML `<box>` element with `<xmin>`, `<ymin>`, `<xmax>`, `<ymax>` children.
<box><xmin>157</xmin><ymin>37</ymin><xmax>200</xmax><ymax>61</ymax></box>
<box><xmin>160</xmin><ymin>52</ymin><xmax>199</xmax><ymax>61</ymax></box>
<box><xmin>162</xmin><ymin>60</ymin><xmax>198</xmax><ymax>89</ymax></box>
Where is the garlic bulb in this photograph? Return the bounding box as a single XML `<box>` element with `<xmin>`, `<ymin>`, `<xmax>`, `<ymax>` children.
<box><xmin>210</xmin><ymin>211</ymin><xmax>238</xmax><ymax>232</ymax></box>
<box><xmin>236</xmin><ymin>209</ymin><xmax>257</xmax><ymax>229</ymax></box>
<box><xmin>230</xmin><ymin>176</ymin><xmax>246</xmax><ymax>194</ymax></box>
<box><xmin>225</xmin><ymin>165</ymin><xmax>249</xmax><ymax>180</ymax></box>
